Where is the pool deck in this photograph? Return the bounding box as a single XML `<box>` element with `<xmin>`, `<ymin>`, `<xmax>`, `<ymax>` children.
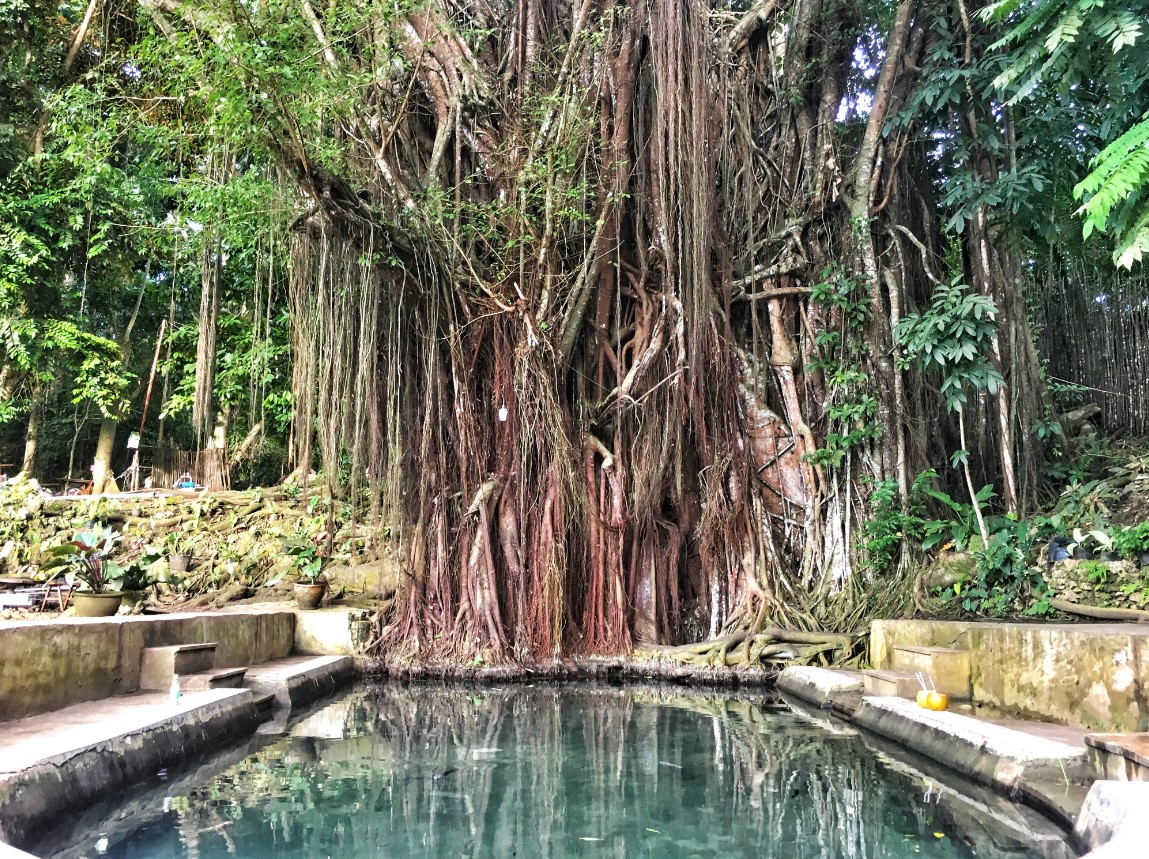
<box><xmin>0</xmin><ymin>654</ymin><xmax>353</xmax><ymax>853</ymax></box>
<box><xmin>778</xmin><ymin>665</ymin><xmax>1147</xmax><ymax>857</ymax></box>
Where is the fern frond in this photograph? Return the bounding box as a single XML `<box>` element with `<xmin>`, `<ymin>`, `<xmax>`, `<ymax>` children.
<box><xmin>1114</xmin><ymin>203</ymin><xmax>1149</xmax><ymax>268</ymax></box>
<box><xmin>1074</xmin><ymin>118</ymin><xmax>1149</xmax><ymax>241</ymax></box>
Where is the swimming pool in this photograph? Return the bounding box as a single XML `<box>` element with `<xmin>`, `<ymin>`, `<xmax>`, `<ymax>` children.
<box><xmin>30</xmin><ymin>684</ymin><xmax>1074</xmax><ymax>858</ymax></box>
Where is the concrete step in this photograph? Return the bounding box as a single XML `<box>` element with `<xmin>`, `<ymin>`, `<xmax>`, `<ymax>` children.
<box><xmin>179</xmin><ymin>667</ymin><xmax>247</xmax><ymax>692</ymax></box>
<box><xmin>139</xmin><ymin>643</ymin><xmax>217</xmax><ymax>690</ymax></box>
<box><xmin>862</xmin><ymin>668</ymin><xmax>922</xmax><ymax>698</ymax></box>
<box><xmin>890</xmin><ymin>644</ymin><xmax>971</xmax><ymax>699</ymax></box>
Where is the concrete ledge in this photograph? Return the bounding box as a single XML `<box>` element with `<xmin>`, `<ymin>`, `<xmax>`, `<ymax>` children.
<box><xmin>246</xmin><ymin>655</ymin><xmax>355</xmax><ymax>709</ymax></box>
<box><xmin>1075</xmin><ymin>781</ymin><xmax>1149</xmax><ymax>856</ymax></box>
<box><xmin>1086</xmin><ymin>732</ymin><xmax>1149</xmax><ymax>781</ymax></box>
<box><xmin>0</xmin><ymin>689</ymin><xmax>260</xmax><ymax>849</ymax></box>
<box><xmin>853</xmin><ymin>695</ymin><xmax>1089</xmax><ymax>791</ymax></box>
<box><xmin>776</xmin><ymin>666</ymin><xmax>862</xmax><ymax>709</ymax></box>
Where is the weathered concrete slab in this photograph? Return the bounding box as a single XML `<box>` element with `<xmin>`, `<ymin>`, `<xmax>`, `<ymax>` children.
<box><xmin>853</xmin><ymin>695</ymin><xmax>1090</xmax><ymax>792</ymax></box>
<box><xmin>246</xmin><ymin>655</ymin><xmax>355</xmax><ymax>709</ymax></box>
<box><xmin>862</xmin><ymin>668</ymin><xmax>920</xmax><ymax>698</ymax></box>
<box><xmin>138</xmin><ymin>642</ymin><xmax>217</xmax><ymax>689</ymax></box>
<box><xmin>1075</xmin><ymin>781</ymin><xmax>1149</xmax><ymax>856</ymax></box>
<box><xmin>1086</xmin><ymin>732</ymin><xmax>1149</xmax><ymax>781</ymax></box>
<box><xmin>293</xmin><ymin>607</ymin><xmax>358</xmax><ymax>656</ymax></box>
<box><xmin>0</xmin><ymin>688</ymin><xmax>260</xmax><ymax>849</ymax></box>
<box><xmin>890</xmin><ymin>645</ymin><xmax>971</xmax><ymax>698</ymax></box>
<box><xmin>871</xmin><ymin>619</ymin><xmax>1149</xmax><ymax>732</ymax></box>
<box><xmin>776</xmin><ymin>666</ymin><xmax>862</xmax><ymax>708</ymax></box>
<box><xmin>0</xmin><ymin>608</ymin><xmax>295</xmax><ymax>720</ymax></box>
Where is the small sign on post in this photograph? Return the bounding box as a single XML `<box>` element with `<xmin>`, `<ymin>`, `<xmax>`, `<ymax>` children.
<box><xmin>127</xmin><ymin>432</ymin><xmax>141</xmax><ymax>450</ymax></box>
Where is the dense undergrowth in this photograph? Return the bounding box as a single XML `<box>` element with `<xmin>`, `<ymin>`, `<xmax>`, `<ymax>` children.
<box><xmin>0</xmin><ymin>474</ymin><xmax>394</xmax><ymax>611</ymax></box>
<box><xmin>859</xmin><ymin>433</ymin><xmax>1149</xmax><ymax>620</ymax></box>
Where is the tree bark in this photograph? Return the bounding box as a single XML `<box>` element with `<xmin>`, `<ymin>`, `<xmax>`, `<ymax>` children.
<box><xmin>91</xmin><ymin>416</ymin><xmax>118</xmax><ymax>495</ymax></box>
<box><xmin>20</xmin><ymin>400</ymin><xmax>40</xmax><ymax>477</ymax></box>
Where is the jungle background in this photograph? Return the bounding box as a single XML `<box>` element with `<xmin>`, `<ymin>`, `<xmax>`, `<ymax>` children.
<box><xmin>2</xmin><ymin>0</ymin><xmax>1149</xmax><ymax>664</ymax></box>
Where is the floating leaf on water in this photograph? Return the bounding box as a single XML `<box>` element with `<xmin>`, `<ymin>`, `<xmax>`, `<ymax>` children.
<box><xmin>579</xmin><ymin>837</ymin><xmax>602</xmax><ymax>842</ymax></box>
<box><xmin>645</xmin><ymin>828</ymin><xmax>660</xmax><ymax>834</ymax></box>
<box><xmin>934</xmin><ymin>832</ymin><xmax>945</xmax><ymax>838</ymax></box>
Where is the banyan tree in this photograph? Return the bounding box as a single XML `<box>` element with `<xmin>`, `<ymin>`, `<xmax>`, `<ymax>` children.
<box><xmin>139</xmin><ymin>0</ymin><xmax>1049</xmax><ymax>661</ymax></box>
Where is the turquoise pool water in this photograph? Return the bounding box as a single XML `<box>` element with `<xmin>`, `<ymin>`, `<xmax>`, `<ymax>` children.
<box><xmin>36</xmin><ymin>684</ymin><xmax>1070</xmax><ymax>858</ymax></box>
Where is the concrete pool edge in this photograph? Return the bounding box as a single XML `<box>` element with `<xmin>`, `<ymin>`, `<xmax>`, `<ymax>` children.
<box><xmin>777</xmin><ymin>665</ymin><xmax>1146</xmax><ymax>857</ymax></box>
<box><xmin>0</xmin><ymin>655</ymin><xmax>355</xmax><ymax>853</ymax></box>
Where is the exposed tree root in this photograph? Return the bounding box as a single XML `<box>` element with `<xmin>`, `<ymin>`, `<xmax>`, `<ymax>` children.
<box><xmin>636</xmin><ymin>626</ymin><xmax>863</xmax><ymax>669</ymax></box>
<box><xmin>1049</xmin><ymin>597</ymin><xmax>1149</xmax><ymax>623</ymax></box>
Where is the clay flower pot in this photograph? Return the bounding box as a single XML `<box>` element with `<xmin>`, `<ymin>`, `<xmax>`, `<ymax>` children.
<box><xmin>73</xmin><ymin>592</ymin><xmax>124</xmax><ymax>617</ymax></box>
<box><xmin>294</xmin><ymin>582</ymin><xmax>326</xmax><ymax>610</ymax></box>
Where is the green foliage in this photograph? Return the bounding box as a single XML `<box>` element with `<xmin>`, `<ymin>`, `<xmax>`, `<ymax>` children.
<box><xmin>804</xmin><ymin>260</ymin><xmax>882</xmax><ymax>468</ymax></box>
<box><xmin>895</xmin><ymin>279</ymin><xmax>1003</xmax><ymax>413</ymax></box>
<box><xmin>858</xmin><ymin>471</ymin><xmax>934</xmax><ymax>575</ymax></box>
<box><xmin>1111</xmin><ymin>522</ymin><xmax>1149</xmax><ymax>559</ymax></box>
<box><xmin>982</xmin><ymin>0</ymin><xmax>1149</xmax><ymax>267</ymax></box>
<box><xmin>942</xmin><ymin>516</ymin><xmax>1054</xmax><ymax>617</ymax></box>
<box><xmin>1075</xmin><ymin>116</ymin><xmax>1149</xmax><ymax>267</ymax></box>
<box><xmin>285</xmin><ymin>539</ymin><xmax>325</xmax><ymax>582</ymax></box>
<box><xmin>1079</xmin><ymin>559</ymin><xmax>1109</xmax><ymax>585</ymax></box>
<box><xmin>921</xmin><ymin>483</ymin><xmax>998</xmax><ymax>552</ymax></box>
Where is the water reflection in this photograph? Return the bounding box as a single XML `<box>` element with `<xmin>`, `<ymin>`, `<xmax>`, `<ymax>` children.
<box><xmin>35</xmin><ymin>684</ymin><xmax>1072</xmax><ymax>859</ymax></box>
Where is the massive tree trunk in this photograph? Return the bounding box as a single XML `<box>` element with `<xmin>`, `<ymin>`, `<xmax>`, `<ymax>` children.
<box><xmin>147</xmin><ymin>0</ymin><xmax>1047</xmax><ymax>662</ymax></box>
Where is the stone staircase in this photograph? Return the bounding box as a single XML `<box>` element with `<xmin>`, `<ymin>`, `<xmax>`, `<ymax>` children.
<box><xmin>862</xmin><ymin>643</ymin><xmax>972</xmax><ymax>699</ymax></box>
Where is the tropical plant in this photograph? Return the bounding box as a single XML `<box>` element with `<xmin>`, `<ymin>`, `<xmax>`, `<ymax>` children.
<box><xmin>896</xmin><ymin>279</ymin><xmax>1004</xmax><ymax>544</ymax></box>
<box><xmin>164</xmin><ymin>530</ymin><xmax>198</xmax><ymax>558</ymax></box>
<box><xmin>119</xmin><ymin>559</ymin><xmax>157</xmax><ymax>593</ymax></box>
<box><xmin>285</xmin><ymin>540</ymin><xmax>325</xmax><ymax>583</ymax></box>
<box><xmin>41</xmin><ymin>527</ymin><xmax>124</xmax><ymax>593</ymax></box>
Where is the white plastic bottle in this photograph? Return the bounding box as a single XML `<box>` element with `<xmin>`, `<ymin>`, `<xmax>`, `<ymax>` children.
<box><xmin>169</xmin><ymin>675</ymin><xmax>181</xmax><ymax>706</ymax></box>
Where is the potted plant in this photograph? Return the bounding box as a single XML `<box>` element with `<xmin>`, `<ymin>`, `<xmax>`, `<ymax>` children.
<box><xmin>42</xmin><ymin>527</ymin><xmax>125</xmax><ymax>617</ymax></box>
<box><xmin>1112</xmin><ymin>523</ymin><xmax>1149</xmax><ymax>568</ymax></box>
<box><xmin>118</xmin><ymin>552</ymin><xmax>159</xmax><ymax>612</ymax></box>
<box><xmin>165</xmin><ymin>532</ymin><xmax>195</xmax><ymax>574</ymax></box>
<box><xmin>286</xmin><ymin>540</ymin><xmax>326</xmax><ymax>610</ymax></box>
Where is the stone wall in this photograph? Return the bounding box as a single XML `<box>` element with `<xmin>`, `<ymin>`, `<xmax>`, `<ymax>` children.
<box><xmin>1045</xmin><ymin>559</ymin><xmax>1149</xmax><ymax>611</ymax></box>
<box><xmin>872</xmin><ymin>619</ymin><xmax>1149</xmax><ymax>732</ymax></box>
